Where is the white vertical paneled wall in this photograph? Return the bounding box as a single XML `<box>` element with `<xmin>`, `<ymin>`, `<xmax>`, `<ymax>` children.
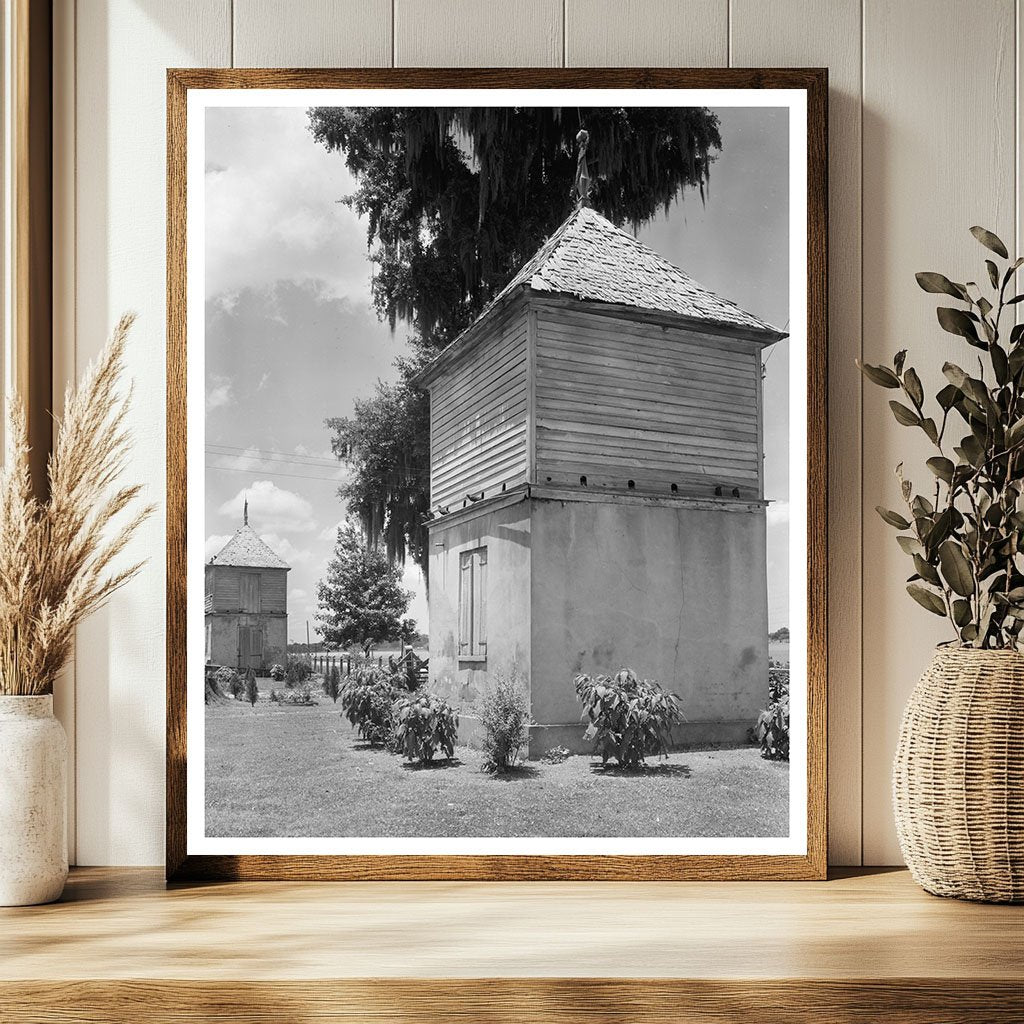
<box><xmin>53</xmin><ymin>0</ymin><xmax>1023</xmax><ymax>865</ymax></box>
<box><xmin>860</xmin><ymin>0</ymin><xmax>1018</xmax><ymax>864</ymax></box>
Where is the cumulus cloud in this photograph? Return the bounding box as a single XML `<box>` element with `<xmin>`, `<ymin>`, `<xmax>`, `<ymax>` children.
<box><xmin>317</xmin><ymin>518</ymin><xmax>345</xmax><ymax>542</ymax></box>
<box><xmin>207</xmin><ymin>375</ymin><xmax>233</xmax><ymax>410</ymax></box>
<box><xmin>204</xmin><ymin>107</ymin><xmax>373</xmax><ymax>306</ymax></box>
<box><xmin>260</xmin><ymin>532</ymin><xmax>314</xmax><ymax>567</ymax></box>
<box><xmin>205</xmin><ymin>534</ymin><xmax>233</xmax><ymax>560</ymax></box>
<box><xmin>218</xmin><ymin>480</ymin><xmax>316</xmax><ymax>534</ymax></box>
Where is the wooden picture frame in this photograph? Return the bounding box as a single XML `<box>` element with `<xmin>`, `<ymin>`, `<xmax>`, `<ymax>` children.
<box><xmin>167</xmin><ymin>68</ymin><xmax>827</xmax><ymax>882</ymax></box>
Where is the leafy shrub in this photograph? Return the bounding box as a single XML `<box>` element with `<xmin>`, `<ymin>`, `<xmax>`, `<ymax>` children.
<box><xmin>243</xmin><ymin>668</ymin><xmax>259</xmax><ymax>707</ymax></box>
<box><xmin>215</xmin><ymin>666</ymin><xmax>242</xmax><ymax>699</ymax></box>
<box><xmin>277</xmin><ymin>682</ymin><xmax>318</xmax><ymax>706</ymax></box>
<box><xmin>269</xmin><ymin>688</ymin><xmax>280</xmax><ymax>703</ymax></box>
<box><xmin>393</xmin><ymin>692</ymin><xmax>459</xmax><ymax>763</ymax></box>
<box><xmin>480</xmin><ymin>673</ymin><xmax>531</xmax><ymax>773</ymax></box>
<box><xmin>574</xmin><ymin>669</ymin><xmax>684</xmax><ymax>767</ymax></box>
<box><xmin>541</xmin><ymin>745</ymin><xmax>571</xmax><ymax>764</ymax></box>
<box><xmin>323</xmin><ymin>664</ymin><xmax>342</xmax><ymax>703</ymax></box>
<box><xmin>340</xmin><ymin>667</ymin><xmax>398</xmax><ymax>746</ymax></box>
<box><xmin>285</xmin><ymin>656</ymin><xmax>311</xmax><ymax>687</ymax></box>
<box><xmin>269</xmin><ymin>664</ymin><xmax>285</xmax><ymax>682</ymax></box>
<box><xmin>756</xmin><ymin>666</ymin><xmax>790</xmax><ymax>761</ymax></box>
<box><xmin>205</xmin><ymin>665</ymin><xmax>226</xmax><ymax>704</ymax></box>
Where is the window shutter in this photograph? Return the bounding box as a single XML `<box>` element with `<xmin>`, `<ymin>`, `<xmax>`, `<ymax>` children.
<box><xmin>474</xmin><ymin>551</ymin><xmax>487</xmax><ymax>657</ymax></box>
<box><xmin>458</xmin><ymin>554</ymin><xmax>472</xmax><ymax>655</ymax></box>
<box><xmin>240</xmin><ymin>572</ymin><xmax>261</xmax><ymax>613</ymax></box>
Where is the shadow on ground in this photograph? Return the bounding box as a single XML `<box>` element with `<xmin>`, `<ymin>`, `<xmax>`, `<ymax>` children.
<box><xmin>483</xmin><ymin>764</ymin><xmax>543</xmax><ymax>781</ymax></box>
<box><xmin>589</xmin><ymin>762</ymin><xmax>693</xmax><ymax>778</ymax></box>
<box><xmin>400</xmin><ymin>757</ymin><xmax>465</xmax><ymax>771</ymax></box>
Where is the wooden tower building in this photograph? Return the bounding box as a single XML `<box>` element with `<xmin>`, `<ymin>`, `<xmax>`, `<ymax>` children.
<box><xmin>418</xmin><ymin>206</ymin><xmax>787</xmax><ymax>753</ymax></box>
<box><xmin>205</xmin><ymin>501</ymin><xmax>290</xmax><ymax>672</ymax></box>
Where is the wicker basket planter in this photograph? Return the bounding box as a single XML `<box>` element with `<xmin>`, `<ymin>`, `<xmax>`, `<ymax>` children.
<box><xmin>893</xmin><ymin>647</ymin><xmax>1024</xmax><ymax>902</ymax></box>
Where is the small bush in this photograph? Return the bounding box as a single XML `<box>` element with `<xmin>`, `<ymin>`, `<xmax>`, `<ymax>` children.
<box><xmin>340</xmin><ymin>667</ymin><xmax>398</xmax><ymax>746</ymax></box>
<box><xmin>243</xmin><ymin>668</ymin><xmax>258</xmax><ymax>707</ymax></box>
<box><xmin>323</xmin><ymin>664</ymin><xmax>342</xmax><ymax>703</ymax></box>
<box><xmin>269</xmin><ymin>688</ymin><xmax>280</xmax><ymax>703</ymax></box>
<box><xmin>541</xmin><ymin>745</ymin><xmax>571</xmax><ymax>765</ymax></box>
<box><xmin>285</xmin><ymin>657</ymin><xmax>311</xmax><ymax>687</ymax></box>
<box><xmin>269</xmin><ymin>663</ymin><xmax>285</xmax><ymax>682</ymax></box>
<box><xmin>393</xmin><ymin>692</ymin><xmax>458</xmax><ymax>763</ymax></box>
<box><xmin>215</xmin><ymin>666</ymin><xmax>243</xmax><ymax>699</ymax></box>
<box><xmin>574</xmin><ymin>669</ymin><xmax>684</xmax><ymax>767</ymax></box>
<box><xmin>480</xmin><ymin>673</ymin><xmax>531</xmax><ymax>773</ymax></box>
<box><xmin>279</xmin><ymin>682</ymin><xmax>318</xmax><ymax>706</ymax></box>
<box><xmin>205</xmin><ymin>665</ymin><xmax>225</xmax><ymax>704</ymax></box>
<box><xmin>756</xmin><ymin>666</ymin><xmax>790</xmax><ymax>761</ymax></box>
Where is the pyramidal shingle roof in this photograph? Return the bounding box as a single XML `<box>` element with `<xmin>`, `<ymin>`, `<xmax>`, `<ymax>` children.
<box><xmin>490</xmin><ymin>205</ymin><xmax>782</xmax><ymax>334</ymax></box>
<box><xmin>207</xmin><ymin>524</ymin><xmax>290</xmax><ymax>570</ymax></box>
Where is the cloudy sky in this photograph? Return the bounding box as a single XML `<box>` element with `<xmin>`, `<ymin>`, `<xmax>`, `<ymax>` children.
<box><xmin>204</xmin><ymin>104</ymin><xmax>790</xmax><ymax>639</ymax></box>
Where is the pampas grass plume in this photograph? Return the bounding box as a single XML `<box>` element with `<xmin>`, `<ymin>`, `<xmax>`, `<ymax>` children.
<box><xmin>0</xmin><ymin>313</ymin><xmax>153</xmax><ymax>695</ymax></box>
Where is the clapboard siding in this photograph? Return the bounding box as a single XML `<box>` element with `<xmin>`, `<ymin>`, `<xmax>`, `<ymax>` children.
<box><xmin>428</xmin><ymin>301</ymin><xmax>530</xmax><ymax>507</ymax></box>
<box><xmin>533</xmin><ymin>301</ymin><xmax>764</xmax><ymax>497</ymax></box>
<box><xmin>207</xmin><ymin>566</ymin><xmax>288</xmax><ymax>614</ymax></box>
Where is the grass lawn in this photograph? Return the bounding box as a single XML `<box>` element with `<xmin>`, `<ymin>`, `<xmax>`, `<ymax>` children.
<box><xmin>205</xmin><ymin>684</ymin><xmax>789</xmax><ymax>839</ymax></box>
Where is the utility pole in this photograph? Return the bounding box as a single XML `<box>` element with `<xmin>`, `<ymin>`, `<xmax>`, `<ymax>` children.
<box><xmin>306</xmin><ymin>620</ymin><xmax>311</xmax><ymax>668</ymax></box>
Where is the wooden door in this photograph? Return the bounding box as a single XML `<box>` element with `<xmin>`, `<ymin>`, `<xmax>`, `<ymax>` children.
<box><xmin>238</xmin><ymin>626</ymin><xmax>263</xmax><ymax>670</ymax></box>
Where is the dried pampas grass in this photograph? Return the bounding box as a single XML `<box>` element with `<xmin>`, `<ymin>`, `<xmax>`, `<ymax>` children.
<box><xmin>0</xmin><ymin>313</ymin><xmax>153</xmax><ymax>696</ymax></box>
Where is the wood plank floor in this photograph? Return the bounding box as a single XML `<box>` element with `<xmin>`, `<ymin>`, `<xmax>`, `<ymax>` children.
<box><xmin>2</xmin><ymin>867</ymin><xmax>1022</xmax><ymax>1022</ymax></box>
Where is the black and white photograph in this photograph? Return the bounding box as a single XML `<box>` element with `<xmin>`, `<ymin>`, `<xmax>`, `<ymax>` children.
<box><xmin>187</xmin><ymin>86</ymin><xmax>811</xmax><ymax>860</ymax></box>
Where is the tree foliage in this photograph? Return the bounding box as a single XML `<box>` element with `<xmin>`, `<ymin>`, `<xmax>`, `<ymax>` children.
<box><xmin>324</xmin><ymin>356</ymin><xmax>429</xmax><ymax>579</ymax></box>
<box><xmin>316</xmin><ymin>522</ymin><xmax>416</xmax><ymax>657</ymax></box>
<box><xmin>309</xmin><ymin>106</ymin><xmax>722</xmax><ymax>346</ymax></box>
<box><xmin>859</xmin><ymin>226</ymin><xmax>1024</xmax><ymax>648</ymax></box>
<box><xmin>310</xmin><ymin>106</ymin><xmax>723</xmax><ymax>580</ymax></box>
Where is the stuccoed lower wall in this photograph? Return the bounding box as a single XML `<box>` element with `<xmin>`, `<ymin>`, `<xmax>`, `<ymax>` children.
<box><xmin>427</xmin><ymin>492</ymin><xmax>768</xmax><ymax>754</ymax></box>
<box><xmin>529</xmin><ymin>497</ymin><xmax>770</xmax><ymax>748</ymax></box>
<box><xmin>428</xmin><ymin>497</ymin><xmax>532</xmax><ymax>746</ymax></box>
<box><xmin>207</xmin><ymin>614</ymin><xmax>287</xmax><ymax>670</ymax></box>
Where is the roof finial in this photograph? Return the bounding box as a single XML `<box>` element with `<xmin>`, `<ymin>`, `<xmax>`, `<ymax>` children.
<box><xmin>243</xmin><ymin>495</ymin><xmax>248</xmax><ymax>527</ymax></box>
<box><xmin>574</xmin><ymin>128</ymin><xmax>591</xmax><ymax>208</ymax></box>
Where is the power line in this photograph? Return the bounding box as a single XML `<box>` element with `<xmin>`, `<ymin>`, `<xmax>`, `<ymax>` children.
<box><xmin>205</xmin><ymin>462</ymin><xmax>345</xmax><ymax>483</ymax></box>
<box><xmin>205</xmin><ymin>448</ymin><xmax>341</xmax><ymax>469</ymax></box>
<box><xmin>207</xmin><ymin>441</ymin><xmax>339</xmax><ymax>461</ymax></box>
<box><xmin>205</xmin><ymin>444</ymin><xmax>341</xmax><ymax>467</ymax></box>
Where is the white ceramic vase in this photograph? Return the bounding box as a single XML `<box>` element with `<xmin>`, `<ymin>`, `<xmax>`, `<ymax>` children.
<box><xmin>0</xmin><ymin>695</ymin><xmax>68</xmax><ymax>906</ymax></box>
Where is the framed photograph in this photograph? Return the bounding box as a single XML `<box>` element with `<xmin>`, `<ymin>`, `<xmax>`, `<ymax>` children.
<box><xmin>167</xmin><ymin>68</ymin><xmax>827</xmax><ymax>881</ymax></box>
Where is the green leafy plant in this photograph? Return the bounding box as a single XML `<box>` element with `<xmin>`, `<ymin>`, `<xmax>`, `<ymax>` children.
<box><xmin>755</xmin><ymin>666</ymin><xmax>789</xmax><ymax>761</ymax></box>
<box><xmin>269</xmin><ymin>663</ymin><xmax>285</xmax><ymax>682</ymax></box>
<box><xmin>339</xmin><ymin>666</ymin><xmax>398</xmax><ymax>746</ymax></box>
<box><xmin>480</xmin><ymin>672</ymin><xmax>531</xmax><ymax>773</ymax></box>
<box><xmin>392</xmin><ymin>692</ymin><xmax>459</xmax><ymax>764</ymax></box>
<box><xmin>859</xmin><ymin>226</ymin><xmax>1024</xmax><ymax>648</ymax></box>
<box><xmin>574</xmin><ymin>669</ymin><xmax>684</xmax><ymax>767</ymax></box>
